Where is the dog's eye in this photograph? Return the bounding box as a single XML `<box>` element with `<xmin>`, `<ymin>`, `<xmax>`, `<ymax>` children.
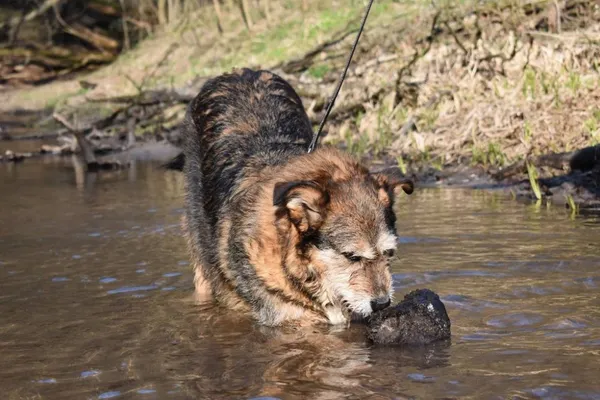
<box><xmin>342</xmin><ymin>253</ymin><xmax>363</xmax><ymax>263</ymax></box>
<box><xmin>383</xmin><ymin>249</ymin><xmax>395</xmax><ymax>258</ymax></box>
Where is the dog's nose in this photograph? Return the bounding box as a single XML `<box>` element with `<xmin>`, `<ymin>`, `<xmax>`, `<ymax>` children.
<box><xmin>370</xmin><ymin>296</ymin><xmax>391</xmax><ymax>312</ymax></box>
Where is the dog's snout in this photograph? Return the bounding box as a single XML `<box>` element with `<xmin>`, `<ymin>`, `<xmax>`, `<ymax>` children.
<box><xmin>371</xmin><ymin>296</ymin><xmax>391</xmax><ymax>312</ymax></box>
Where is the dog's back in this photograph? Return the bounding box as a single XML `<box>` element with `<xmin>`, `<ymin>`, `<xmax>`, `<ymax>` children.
<box><xmin>183</xmin><ymin>68</ymin><xmax>313</xmax><ymax>205</ymax></box>
<box><xmin>184</xmin><ymin>68</ymin><xmax>312</xmax><ymax>155</ymax></box>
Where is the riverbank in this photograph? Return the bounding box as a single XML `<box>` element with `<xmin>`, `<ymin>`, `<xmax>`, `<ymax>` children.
<box><xmin>1</xmin><ymin>0</ymin><xmax>599</xmax><ymax>210</ymax></box>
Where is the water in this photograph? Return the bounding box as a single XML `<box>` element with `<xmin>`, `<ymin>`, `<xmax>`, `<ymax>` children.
<box><xmin>1</xmin><ymin>158</ymin><xmax>599</xmax><ymax>400</ymax></box>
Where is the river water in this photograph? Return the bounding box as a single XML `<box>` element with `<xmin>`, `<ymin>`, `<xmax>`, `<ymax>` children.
<box><xmin>1</xmin><ymin>158</ymin><xmax>599</xmax><ymax>400</ymax></box>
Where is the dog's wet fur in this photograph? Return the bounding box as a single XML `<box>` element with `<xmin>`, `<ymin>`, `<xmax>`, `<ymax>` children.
<box><xmin>366</xmin><ymin>289</ymin><xmax>451</xmax><ymax>345</ymax></box>
<box><xmin>177</xmin><ymin>68</ymin><xmax>413</xmax><ymax>327</ymax></box>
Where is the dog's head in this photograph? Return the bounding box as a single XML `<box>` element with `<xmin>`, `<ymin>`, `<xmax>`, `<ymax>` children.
<box><xmin>273</xmin><ymin>161</ymin><xmax>413</xmax><ymax>324</ymax></box>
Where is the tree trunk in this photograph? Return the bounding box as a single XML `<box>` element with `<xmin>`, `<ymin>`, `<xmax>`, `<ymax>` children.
<box><xmin>238</xmin><ymin>0</ymin><xmax>253</xmax><ymax>31</ymax></box>
<box><xmin>263</xmin><ymin>0</ymin><xmax>271</xmax><ymax>23</ymax></box>
<box><xmin>212</xmin><ymin>0</ymin><xmax>224</xmax><ymax>34</ymax></box>
<box><xmin>158</xmin><ymin>0</ymin><xmax>168</xmax><ymax>25</ymax></box>
<box><xmin>8</xmin><ymin>8</ymin><xmax>27</xmax><ymax>47</ymax></box>
<box><xmin>168</xmin><ymin>0</ymin><xmax>181</xmax><ymax>25</ymax></box>
<box><xmin>118</xmin><ymin>0</ymin><xmax>131</xmax><ymax>50</ymax></box>
<box><xmin>73</xmin><ymin>130</ymin><xmax>98</xmax><ymax>168</ymax></box>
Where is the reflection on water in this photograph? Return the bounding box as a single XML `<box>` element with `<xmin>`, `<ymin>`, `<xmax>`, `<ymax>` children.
<box><xmin>1</xmin><ymin>159</ymin><xmax>599</xmax><ymax>399</ymax></box>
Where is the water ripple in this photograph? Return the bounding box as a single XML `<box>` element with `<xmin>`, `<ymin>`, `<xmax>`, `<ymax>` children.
<box><xmin>106</xmin><ymin>285</ymin><xmax>159</xmax><ymax>295</ymax></box>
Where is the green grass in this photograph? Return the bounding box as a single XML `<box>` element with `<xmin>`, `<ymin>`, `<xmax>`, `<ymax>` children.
<box><xmin>523</xmin><ymin>121</ymin><xmax>532</xmax><ymax>144</ymax></box>
<box><xmin>526</xmin><ymin>161</ymin><xmax>542</xmax><ymax>201</ymax></box>
<box><xmin>584</xmin><ymin>108</ymin><xmax>600</xmax><ymax>145</ymax></box>
<box><xmin>523</xmin><ymin>67</ymin><xmax>536</xmax><ymax>98</ymax></box>
<box><xmin>396</xmin><ymin>155</ymin><xmax>407</xmax><ymax>174</ymax></box>
<box><xmin>566</xmin><ymin>194</ymin><xmax>578</xmax><ymax>215</ymax></box>
<box><xmin>471</xmin><ymin>142</ymin><xmax>507</xmax><ymax>167</ymax></box>
<box><xmin>566</xmin><ymin>71</ymin><xmax>582</xmax><ymax>95</ymax></box>
<box><xmin>372</xmin><ymin>106</ymin><xmax>395</xmax><ymax>156</ymax></box>
<box><xmin>523</xmin><ymin>68</ymin><xmax>563</xmax><ymax>105</ymax></box>
<box><xmin>45</xmin><ymin>87</ymin><xmax>90</xmax><ymax>109</ymax></box>
<box><xmin>307</xmin><ymin>64</ymin><xmax>330</xmax><ymax>79</ymax></box>
<box><xmin>344</xmin><ymin>129</ymin><xmax>369</xmax><ymax>156</ymax></box>
<box><xmin>420</xmin><ymin>108</ymin><xmax>439</xmax><ymax>131</ymax></box>
<box><xmin>185</xmin><ymin>0</ymin><xmax>400</xmax><ymax>81</ymax></box>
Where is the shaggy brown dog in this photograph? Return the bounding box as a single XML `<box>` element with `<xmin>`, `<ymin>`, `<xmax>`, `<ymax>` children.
<box><xmin>178</xmin><ymin>68</ymin><xmax>413</xmax><ymax>326</ymax></box>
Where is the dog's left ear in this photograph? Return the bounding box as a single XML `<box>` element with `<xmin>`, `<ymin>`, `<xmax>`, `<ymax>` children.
<box><xmin>273</xmin><ymin>180</ymin><xmax>330</xmax><ymax>234</ymax></box>
<box><xmin>371</xmin><ymin>168</ymin><xmax>414</xmax><ymax>206</ymax></box>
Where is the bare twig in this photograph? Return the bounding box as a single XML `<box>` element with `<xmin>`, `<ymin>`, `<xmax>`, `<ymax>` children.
<box><xmin>263</xmin><ymin>0</ymin><xmax>271</xmax><ymax>23</ymax></box>
<box><xmin>444</xmin><ymin>20</ymin><xmax>469</xmax><ymax>55</ymax></box>
<box><xmin>394</xmin><ymin>11</ymin><xmax>441</xmax><ymax>107</ymax></box>
<box><xmin>118</xmin><ymin>0</ymin><xmax>131</xmax><ymax>51</ymax></box>
<box><xmin>212</xmin><ymin>0</ymin><xmax>224</xmax><ymax>34</ymax></box>
<box><xmin>8</xmin><ymin>7</ymin><xmax>27</xmax><ymax>47</ymax></box>
<box><xmin>52</xmin><ymin>4</ymin><xmax>118</xmax><ymax>54</ymax></box>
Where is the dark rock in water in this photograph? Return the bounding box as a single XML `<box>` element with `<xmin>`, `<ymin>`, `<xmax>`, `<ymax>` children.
<box><xmin>367</xmin><ymin>289</ymin><xmax>451</xmax><ymax>346</ymax></box>
<box><xmin>570</xmin><ymin>145</ymin><xmax>600</xmax><ymax>172</ymax></box>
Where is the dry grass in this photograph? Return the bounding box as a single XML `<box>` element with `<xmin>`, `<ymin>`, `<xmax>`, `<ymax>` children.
<box><xmin>3</xmin><ymin>0</ymin><xmax>600</xmax><ymax>171</ymax></box>
<box><xmin>306</xmin><ymin>0</ymin><xmax>600</xmax><ymax>171</ymax></box>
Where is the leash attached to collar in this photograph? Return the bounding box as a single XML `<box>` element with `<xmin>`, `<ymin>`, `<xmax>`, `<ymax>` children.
<box><xmin>307</xmin><ymin>0</ymin><xmax>376</xmax><ymax>154</ymax></box>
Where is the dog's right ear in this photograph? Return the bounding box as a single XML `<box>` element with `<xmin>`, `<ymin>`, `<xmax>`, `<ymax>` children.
<box><xmin>273</xmin><ymin>180</ymin><xmax>329</xmax><ymax>234</ymax></box>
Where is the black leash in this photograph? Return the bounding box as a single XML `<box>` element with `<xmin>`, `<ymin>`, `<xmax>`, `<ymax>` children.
<box><xmin>307</xmin><ymin>0</ymin><xmax>376</xmax><ymax>154</ymax></box>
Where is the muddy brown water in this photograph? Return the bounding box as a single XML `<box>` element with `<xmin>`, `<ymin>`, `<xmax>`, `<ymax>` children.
<box><xmin>1</xmin><ymin>158</ymin><xmax>599</xmax><ymax>400</ymax></box>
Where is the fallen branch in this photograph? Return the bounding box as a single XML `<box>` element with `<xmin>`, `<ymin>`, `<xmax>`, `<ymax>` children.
<box><xmin>86</xmin><ymin>89</ymin><xmax>194</xmax><ymax>106</ymax></box>
<box><xmin>276</xmin><ymin>23</ymin><xmax>361</xmax><ymax>73</ymax></box>
<box><xmin>493</xmin><ymin>151</ymin><xmax>574</xmax><ymax>180</ymax></box>
<box><xmin>394</xmin><ymin>11</ymin><xmax>441</xmax><ymax>107</ymax></box>
<box><xmin>309</xmin><ymin>101</ymin><xmax>366</xmax><ymax>125</ymax></box>
<box><xmin>53</xmin><ymin>112</ymin><xmax>98</xmax><ymax>169</ymax></box>
<box><xmin>52</xmin><ymin>4</ymin><xmax>118</xmax><ymax>54</ymax></box>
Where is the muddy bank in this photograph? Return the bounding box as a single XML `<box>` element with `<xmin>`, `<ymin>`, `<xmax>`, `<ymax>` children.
<box><xmin>2</xmin><ymin>107</ymin><xmax>598</xmax><ymax>211</ymax></box>
<box><xmin>0</xmin><ymin>99</ymin><xmax>185</xmax><ymax>168</ymax></box>
<box><xmin>152</xmin><ymin>140</ymin><xmax>600</xmax><ymax>211</ymax></box>
<box><xmin>2</xmin><ymin>105</ymin><xmax>598</xmax><ymax>212</ymax></box>
<box><xmin>1</xmin><ymin>140</ymin><xmax>180</xmax><ymax>165</ymax></box>
<box><xmin>422</xmin><ymin>165</ymin><xmax>600</xmax><ymax>211</ymax></box>
<box><xmin>405</xmin><ymin>146</ymin><xmax>600</xmax><ymax>211</ymax></box>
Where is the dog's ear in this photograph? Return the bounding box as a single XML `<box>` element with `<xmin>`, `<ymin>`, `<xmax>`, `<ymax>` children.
<box><xmin>273</xmin><ymin>180</ymin><xmax>329</xmax><ymax>234</ymax></box>
<box><xmin>371</xmin><ymin>168</ymin><xmax>414</xmax><ymax>207</ymax></box>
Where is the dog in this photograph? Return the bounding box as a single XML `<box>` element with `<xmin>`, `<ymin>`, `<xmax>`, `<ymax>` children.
<box><xmin>175</xmin><ymin>68</ymin><xmax>413</xmax><ymax>327</ymax></box>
